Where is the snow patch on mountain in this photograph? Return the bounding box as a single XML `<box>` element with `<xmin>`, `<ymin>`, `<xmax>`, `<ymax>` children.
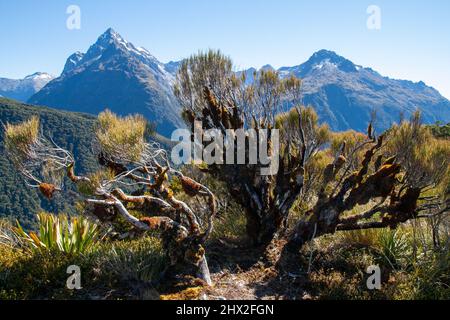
<box><xmin>0</xmin><ymin>72</ymin><xmax>55</xmax><ymax>102</ymax></box>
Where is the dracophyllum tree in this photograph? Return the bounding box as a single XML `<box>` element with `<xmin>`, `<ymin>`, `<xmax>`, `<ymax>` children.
<box><xmin>174</xmin><ymin>50</ymin><xmax>450</xmax><ymax>255</ymax></box>
<box><xmin>4</xmin><ymin>111</ymin><xmax>217</xmax><ymax>285</ymax></box>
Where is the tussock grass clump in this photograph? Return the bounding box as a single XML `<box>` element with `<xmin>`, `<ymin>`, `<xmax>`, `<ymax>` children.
<box><xmin>95</xmin><ymin>237</ymin><xmax>166</xmax><ymax>284</ymax></box>
<box><xmin>4</xmin><ymin>116</ymin><xmax>39</xmax><ymax>155</ymax></box>
<box><xmin>396</xmin><ymin>249</ymin><xmax>450</xmax><ymax>299</ymax></box>
<box><xmin>96</xmin><ymin>110</ymin><xmax>148</xmax><ymax>163</ymax></box>
<box><xmin>338</xmin><ymin>228</ymin><xmax>410</xmax><ymax>269</ymax></box>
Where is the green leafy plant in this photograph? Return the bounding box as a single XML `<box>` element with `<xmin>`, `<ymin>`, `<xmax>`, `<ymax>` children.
<box><xmin>13</xmin><ymin>213</ymin><xmax>100</xmax><ymax>254</ymax></box>
<box><xmin>375</xmin><ymin>229</ymin><xmax>410</xmax><ymax>269</ymax></box>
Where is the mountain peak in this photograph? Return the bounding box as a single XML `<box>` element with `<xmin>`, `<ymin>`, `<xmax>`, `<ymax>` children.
<box><xmin>100</xmin><ymin>27</ymin><xmax>119</xmax><ymax>39</ymax></box>
<box><xmin>100</xmin><ymin>27</ymin><xmax>125</xmax><ymax>41</ymax></box>
<box><xmin>95</xmin><ymin>27</ymin><xmax>126</xmax><ymax>47</ymax></box>
<box><xmin>104</xmin><ymin>27</ymin><xmax>117</xmax><ymax>35</ymax></box>
<box><xmin>90</xmin><ymin>28</ymin><xmax>159</xmax><ymax>65</ymax></box>
<box><xmin>303</xmin><ymin>49</ymin><xmax>357</xmax><ymax>73</ymax></box>
<box><xmin>60</xmin><ymin>28</ymin><xmax>162</xmax><ymax>77</ymax></box>
<box><xmin>29</xmin><ymin>28</ymin><xmax>183</xmax><ymax>136</ymax></box>
<box><xmin>310</xmin><ymin>49</ymin><xmax>341</xmax><ymax>60</ymax></box>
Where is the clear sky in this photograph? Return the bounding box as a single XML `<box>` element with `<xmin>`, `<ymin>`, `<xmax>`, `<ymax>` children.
<box><xmin>0</xmin><ymin>0</ymin><xmax>449</xmax><ymax>98</ymax></box>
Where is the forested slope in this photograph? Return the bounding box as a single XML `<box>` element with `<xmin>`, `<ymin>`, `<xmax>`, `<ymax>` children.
<box><xmin>0</xmin><ymin>98</ymin><xmax>98</xmax><ymax>227</ymax></box>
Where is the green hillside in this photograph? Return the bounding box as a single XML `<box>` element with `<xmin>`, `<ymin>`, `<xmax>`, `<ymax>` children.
<box><xmin>0</xmin><ymin>98</ymin><xmax>99</xmax><ymax>227</ymax></box>
<box><xmin>428</xmin><ymin>122</ymin><xmax>450</xmax><ymax>138</ymax></box>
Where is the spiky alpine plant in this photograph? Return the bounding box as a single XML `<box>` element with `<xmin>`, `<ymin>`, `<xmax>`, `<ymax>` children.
<box><xmin>13</xmin><ymin>212</ymin><xmax>100</xmax><ymax>255</ymax></box>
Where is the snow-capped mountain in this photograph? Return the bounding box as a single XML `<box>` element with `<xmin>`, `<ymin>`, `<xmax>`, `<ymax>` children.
<box><xmin>0</xmin><ymin>72</ymin><xmax>54</xmax><ymax>102</ymax></box>
<box><xmin>29</xmin><ymin>28</ymin><xmax>183</xmax><ymax>136</ymax></box>
<box><xmin>25</xmin><ymin>30</ymin><xmax>449</xmax><ymax>135</ymax></box>
<box><xmin>245</xmin><ymin>50</ymin><xmax>450</xmax><ymax>132</ymax></box>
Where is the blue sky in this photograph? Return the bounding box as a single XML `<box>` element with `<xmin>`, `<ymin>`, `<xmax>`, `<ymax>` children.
<box><xmin>1</xmin><ymin>0</ymin><xmax>449</xmax><ymax>98</ymax></box>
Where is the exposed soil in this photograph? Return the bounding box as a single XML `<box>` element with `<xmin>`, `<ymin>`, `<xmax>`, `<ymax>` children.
<box><xmin>197</xmin><ymin>239</ymin><xmax>313</xmax><ymax>300</ymax></box>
